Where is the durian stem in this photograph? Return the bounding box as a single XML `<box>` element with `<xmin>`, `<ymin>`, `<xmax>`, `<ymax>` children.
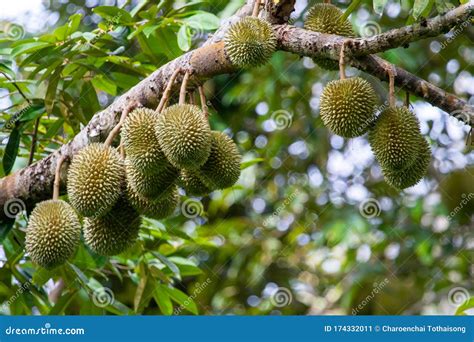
<box><xmin>179</xmin><ymin>71</ymin><xmax>191</xmax><ymax>105</ymax></box>
<box><xmin>198</xmin><ymin>85</ymin><xmax>209</xmax><ymax>117</ymax></box>
<box><xmin>156</xmin><ymin>68</ymin><xmax>182</xmax><ymax>113</ymax></box>
<box><xmin>405</xmin><ymin>91</ymin><xmax>410</xmax><ymax>109</ymax></box>
<box><xmin>53</xmin><ymin>155</ymin><xmax>67</xmax><ymax>200</ymax></box>
<box><xmin>104</xmin><ymin>103</ymin><xmax>137</xmax><ymax>147</ymax></box>
<box><xmin>386</xmin><ymin>65</ymin><xmax>397</xmax><ymax>108</ymax></box>
<box><xmin>252</xmin><ymin>0</ymin><xmax>261</xmax><ymax>17</ymax></box>
<box><xmin>189</xmin><ymin>91</ymin><xmax>195</xmax><ymax>105</ymax></box>
<box><xmin>324</xmin><ymin>0</ymin><xmax>331</xmax><ymax>4</ymax></box>
<box><xmin>339</xmin><ymin>41</ymin><xmax>347</xmax><ymax>80</ymax></box>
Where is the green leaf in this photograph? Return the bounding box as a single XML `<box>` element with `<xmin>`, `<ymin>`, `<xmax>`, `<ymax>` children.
<box><xmin>93</xmin><ymin>6</ymin><xmax>133</xmax><ymax>24</ymax></box>
<box><xmin>373</xmin><ymin>0</ymin><xmax>389</xmax><ymax>15</ymax></box>
<box><xmin>49</xmin><ymin>289</ymin><xmax>78</xmax><ymax>315</ymax></box>
<box><xmin>151</xmin><ymin>252</ymin><xmax>181</xmax><ymax>278</ymax></box>
<box><xmin>32</xmin><ymin>268</ymin><xmax>57</xmax><ymax>287</ymax></box>
<box><xmin>91</xmin><ymin>74</ymin><xmax>117</xmax><ymax>95</ymax></box>
<box><xmin>168</xmin><ymin>257</ymin><xmax>203</xmax><ymax>276</ymax></box>
<box><xmin>177</xmin><ymin>24</ymin><xmax>191</xmax><ymax>52</ymax></box>
<box><xmin>185</xmin><ymin>12</ymin><xmax>220</xmax><ymax>30</ymax></box>
<box><xmin>0</xmin><ymin>218</ymin><xmax>15</xmax><ymax>243</ymax></box>
<box><xmin>340</xmin><ymin>0</ymin><xmax>362</xmax><ymax>21</ymax></box>
<box><xmin>0</xmin><ymin>62</ymin><xmax>15</xmax><ymax>78</ymax></box>
<box><xmin>11</xmin><ymin>42</ymin><xmax>52</xmax><ymax>57</ymax></box>
<box><xmin>45</xmin><ymin>67</ymin><xmax>63</xmax><ymax>114</ymax></box>
<box><xmin>154</xmin><ymin>287</ymin><xmax>173</xmax><ymax>315</ymax></box>
<box><xmin>134</xmin><ymin>268</ymin><xmax>156</xmax><ymax>313</ymax></box>
<box><xmin>240</xmin><ymin>158</ymin><xmax>264</xmax><ymax>170</ymax></box>
<box><xmin>413</xmin><ymin>0</ymin><xmax>431</xmax><ymax>19</ymax></box>
<box><xmin>2</xmin><ymin>126</ymin><xmax>21</xmax><ymax>175</ymax></box>
<box><xmin>79</xmin><ymin>81</ymin><xmax>100</xmax><ymax>122</ymax></box>
<box><xmin>163</xmin><ymin>286</ymin><xmax>198</xmax><ymax>315</ymax></box>
<box><xmin>18</xmin><ymin>103</ymin><xmax>45</xmax><ymax>122</ymax></box>
<box><xmin>131</xmin><ymin>0</ymin><xmax>149</xmax><ymax>17</ymax></box>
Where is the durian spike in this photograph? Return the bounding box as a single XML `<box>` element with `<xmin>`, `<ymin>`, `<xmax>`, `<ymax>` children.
<box><xmin>179</xmin><ymin>70</ymin><xmax>191</xmax><ymax>105</ymax></box>
<box><xmin>252</xmin><ymin>0</ymin><xmax>262</xmax><ymax>17</ymax></box>
<box><xmin>198</xmin><ymin>85</ymin><xmax>209</xmax><ymax>117</ymax></box>
<box><xmin>104</xmin><ymin>102</ymin><xmax>140</xmax><ymax>147</ymax></box>
<box><xmin>339</xmin><ymin>40</ymin><xmax>347</xmax><ymax>80</ymax></box>
<box><xmin>53</xmin><ymin>155</ymin><xmax>67</xmax><ymax>200</ymax></box>
<box><xmin>156</xmin><ymin>68</ymin><xmax>182</xmax><ymax>113</ymax></box>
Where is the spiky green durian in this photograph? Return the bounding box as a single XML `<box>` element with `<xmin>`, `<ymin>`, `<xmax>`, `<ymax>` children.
<box><xmin>83</xmin><ymin>197</ymin><xmax>141</xmax><ymax>256</ymax></box>
<box><xmin>224</xmin><ymin>16</ymin><xmax>277</xmax><ymax>68</ymax></box>
<box><xmin>127</xmin><ymin>183</ymin><xmax>179</xmax><ymax>219</ymax></box>
<box><xmin>67</xmin><ymin>143</ymin><xmax>125</xmax><ymax>217</ymax></box>
<box><xmin>369</xmin><ymin>107</ymin><xmax>422</xmax><ymax>170</ymax></box>
<box><xmin>304</xmin><ymin>3</ymin><xmax>354</xmax><ymax>70</ymax></box>
<box><xmin>25</xmin><ymin>200</ymin><xmax>81</xmax><ymax>269</ymax></box>
<box><xmin>382</xmin><ymin>137</ymin><xmax>431</xmax><ymax>190</ymax></box>
<box><xmin>319</xmin><ymin>77</ymin><xmax>378</xmax><ymax>137</ymax></box>
<box><xmin>126</xmin><ymin>159</ymin><xmax>178</xmax><ymax>199</ymax></box>
<box><xmin>178</xmin><ymin>169</ymin><xmax>214</xmax><ymax>196</ymax></box>
<box><xmin>156</xmin><ymin>104</ymin><xmax>211</xmax><ymax>169</ymax></box>
<box><xmin>122</xmin><ymin>107</ymin><xmax>167</xmax><ymax>175</ymax></box>
<box><xmin>199</xmin><ymin>131</ymin><xmax>241</xmax><ymax>190</ymax></box>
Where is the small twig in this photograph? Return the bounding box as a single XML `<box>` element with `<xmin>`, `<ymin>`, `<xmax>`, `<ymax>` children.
<box><xmin>53</xmin><ymin>155</ymin><xmax>67</xmax><ymax>200</ymax></box>
<box><xmin>0</xmin><ymin>72</ymin><xmax>31</xmax><ymax>104</ymax></box>
<box><xmin>156</xmin><ymin>68</ymin><xmax>182</xmax><ymax>113</ymax></box>
<box><xmin>179</xmin><ymin>71</ymin><xmax>191</xmax><ymax>105</ymax></box>
<box><xmin>339</xmin><ymin>41</ymin><xmax>347</xmax><ymax>80</ymax></box>
<box><xmin>119</xmin><ymin>141</ymin><xmax>125</xmax><ymax>158</ymax></box>
<box><xmin>28</xmin><ymin>117</ymin><xmax>41</xmax><ymax>165</ymax></box>
<box><xmin>198</xmin><ymin>85</ymin><xmax>209</xmax><ymax>117</ymax></box>
<box><xmin>252</xmin><ymin>0</ymin><xmax>261</xmax><ymax>17</ymax></box>
<box><xmin>104</xmin><ymin>103</ymin><xmax>138</xmax><ymax>147</ymax></box>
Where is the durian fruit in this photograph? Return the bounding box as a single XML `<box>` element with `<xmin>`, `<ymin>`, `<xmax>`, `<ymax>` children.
<box><xmin>156</xmin><ymin>104</ymin><xmax>211</xmax><ymax>170</ymax></box>
<box><xmin>178</xmin><ymin>169</ymin><xmax>214</xmax><ymax>196</ymax></box>
<box><xmin>369</xmin><ymin>107</ymin><xmax>422</xmax><ymax>170</ymax></box>
<box><xmin>122</xmin><ymin>107</ymin><xmax>167</xmax><ymax>175</ymax></box>
<box><xmin>199</xmin><ymin>131</ymin><xmax>242</xmax><ymax>190</ymax></box>
<box><xmin>304</xmin><ymin>3</ymin><xmax>354</xmax><ymax>70</ymax></box>
<box><xmin>319</xmin><ymin>77</ymin><xmax>378</xmax><ymax>137</ymax></box>
<box><xmin>382</xmin><ymin>137</ymin><xmax>431</xmax><ymax>190</ymax></box>
<box><xmin>126</xmin><ymin>159</ymin><xmax>178</xmax><ymax>199</ymax></box>
<box><xmin>127</xmin><ymin>182</ymin><xmax>179</xmax><ymax>219</ymax></box>
<box><xmin>25</xmin><ymin>200</ymin><xmax>81</xmax><ymax>269</ymax></box>
<box><xmin>439</xmin><ymin>167</ymin><xmax>474</xmax><ymax>224</ymax></box>
<box><xmin>67</xmin><ymin>143</ymin><xmax>124</xmax><ymax>217</ymax></box>
<box><xmin>84</xmin><ymin>197</ymin><xmax>141</xmax><ymax>256</ymax></box>
<box><xmin>224</xmin><ymin>16</ymin><xmax>277</xmax><ymax>68</ymax></box>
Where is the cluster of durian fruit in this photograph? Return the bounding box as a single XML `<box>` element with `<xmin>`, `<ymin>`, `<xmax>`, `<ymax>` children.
<box><xmin>222</xmin><ymin>4</ymin><xmax>431</xmax><ymax>190</ymax></box>
<box><xmin>25</xmin><ymin>103</ymin><xmax>242</xmax><ymax>269</ymax></box>
<box><xmin>307</xmin><ymin>3</ymin><xmax>431</xmax><ymax>189</ymax></box>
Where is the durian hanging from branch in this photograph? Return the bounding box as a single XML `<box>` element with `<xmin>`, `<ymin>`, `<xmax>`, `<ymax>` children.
<box><xmin>319</xmin><ymin>41</ymin><xmax>378</xmax><ymax>138</ymax></box>
<box><xmin>26</xmin><ymin>156</ymin><xmax>81</xmax><ymax>269</ymax></box>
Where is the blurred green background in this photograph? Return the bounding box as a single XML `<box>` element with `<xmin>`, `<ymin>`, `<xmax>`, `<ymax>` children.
<box><xmin>0</xmin><ymin>0</ymin><xmax>472</xmax><ymax>315</ymax></box>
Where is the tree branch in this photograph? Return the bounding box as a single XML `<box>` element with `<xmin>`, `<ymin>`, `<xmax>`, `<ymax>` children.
<box><xmin>1</xmin><ymin>2</ymin><xmax>472</xmax><ymax>221</ymax></box>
